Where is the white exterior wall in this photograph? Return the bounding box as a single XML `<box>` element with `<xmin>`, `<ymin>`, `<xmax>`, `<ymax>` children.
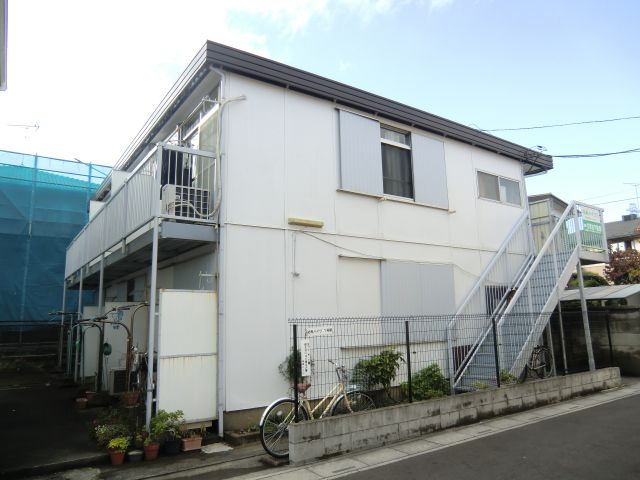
<box><xmin>219</xmin><ymin>73</ymin><xmax>528</xmax><ymax>411</ymax></box>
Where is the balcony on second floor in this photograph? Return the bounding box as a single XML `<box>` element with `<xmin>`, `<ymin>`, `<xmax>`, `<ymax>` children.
<box><xmin>64</xmin><ymin>143</ymin><xmax>217</xmax><ymax>288</ymax></box>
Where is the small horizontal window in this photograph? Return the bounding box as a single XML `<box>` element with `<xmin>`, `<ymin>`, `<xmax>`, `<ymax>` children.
<box><xmin>477</xmin><ymin>171</ymin><xmax>521</xmax><ymax>206</ymax></box>
<box><xmin>381</xmin><ymin>127</ymin><xmax>410</xmax><ymax>147</ymax></box>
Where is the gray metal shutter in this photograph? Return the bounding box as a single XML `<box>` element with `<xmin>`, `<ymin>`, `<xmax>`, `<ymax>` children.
<box><xmin>381</xmin><ymin>261</ymin><xmax>454</xmax><ymax>342</ymax></box>
<box><xmin>412</xmin><ymin>133</ymin><xmax>448</xmax><ymax>208</ymax></box>
<box><xmin>339</xmin><ymin>110</ymin><xmax>383</xmax><ymax>195</ymax></box>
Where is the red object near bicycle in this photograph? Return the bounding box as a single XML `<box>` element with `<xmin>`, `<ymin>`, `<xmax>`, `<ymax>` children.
<box><xmin>296</xmin><ymin>383</ymin><xmax>311</xmax><ymax>393</ymax></box>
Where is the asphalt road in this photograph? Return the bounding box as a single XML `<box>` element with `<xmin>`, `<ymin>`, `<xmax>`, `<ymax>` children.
<box><xmin>343</xmin><ymin>395</ymin><xmax>640</xmax><ymax>480</ymax></box>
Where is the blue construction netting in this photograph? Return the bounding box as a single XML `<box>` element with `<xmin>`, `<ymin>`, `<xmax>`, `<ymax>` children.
<box><xmin>0</xmin><ymin>149</ymin><xmax>111</xmax><ymax>322</ymax></box>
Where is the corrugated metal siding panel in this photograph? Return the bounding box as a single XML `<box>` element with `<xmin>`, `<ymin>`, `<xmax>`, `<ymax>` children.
<box><xmin>412</xmin><ymin>133</ymin><xmax>448</xmax><ymax>208</ymax></box>
<box><xmin>339</xmin><ymin>110</ymin><xmax>383</xmax><ymax>195</ymax></box>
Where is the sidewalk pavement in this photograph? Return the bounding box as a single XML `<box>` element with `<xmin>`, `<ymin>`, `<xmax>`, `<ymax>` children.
<box><xmin>23</xmin><ymin>377</ymin><xmax>640</xmax><ymax>480</ymax></box>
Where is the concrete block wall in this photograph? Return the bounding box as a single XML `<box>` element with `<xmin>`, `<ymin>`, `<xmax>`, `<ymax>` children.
<box><xmin>289</xmin><ymin>367</ymin><xmax>621</xmax><ymax>464</ymax></box>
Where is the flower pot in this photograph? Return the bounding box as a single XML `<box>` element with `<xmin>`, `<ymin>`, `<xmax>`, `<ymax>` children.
<box><xmin>85</xmin><ymin>390</ymin><xmax>96</xmax><ymax>401</ymax></box>
<box><xmin>181</xmin><ymin>436</ymin><xmax>203</xmax><ymax>451</ymax></box>
<box><xmin>75</xmin><ymin>397</ymin><xmax>88</xmax><ymax>409</ymax></box>
<box><xmin>163</xmin><ymin>438</ymin><xmax>181</xmax><ymax>455</ymax></box>
<box><xmin>143</xmin><ymin>443</ymin><xmax>160</xmax><ymax>461</ymax></box>
<box><xmin>121</xmin><ymin>391</ymin><xmax>140</xmax><ymax>406</ymax></box>
<box><xmin>128</xmin><ymin>450</ymin><xmax>143</xmax><ymax>462</ymax></box>
<box><xmin>109</xmin><ymin>450</ymin><xmax>126</xmax><ymax>465</ymax></box>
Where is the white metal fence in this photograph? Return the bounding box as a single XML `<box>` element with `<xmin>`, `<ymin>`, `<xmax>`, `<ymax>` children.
<box><xmin>65</xmin><ymin>144</ymin><xmax>216</xmax><ymax>278</ymax></box>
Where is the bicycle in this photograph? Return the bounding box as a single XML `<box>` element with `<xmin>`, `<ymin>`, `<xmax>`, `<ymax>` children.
<box><xmin>259</xmin><ymin>360</ymin><xmax>375</xmax><ymax>458</ymax></box>
<box><xmin>519</xmin><ymin>345</ymin><xmax>553</xmax><ymax>382</ymax></box>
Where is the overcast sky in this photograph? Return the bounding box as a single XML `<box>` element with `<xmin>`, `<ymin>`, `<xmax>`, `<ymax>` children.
<box><xmin>1</xmin><ymin>0</ymin><xmax>639</xmax><ymax>221</ymax></box>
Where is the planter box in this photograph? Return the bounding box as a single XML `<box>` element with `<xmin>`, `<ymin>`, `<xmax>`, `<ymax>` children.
<box><xmin>181</xmin><ymin>436</ymin><xmax>203</xmax><ymax>451</ymax></box>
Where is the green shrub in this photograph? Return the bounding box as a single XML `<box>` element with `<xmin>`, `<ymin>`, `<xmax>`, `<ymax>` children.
<box><xmin>95</xmin><ymin>423</ymin><xmax>130</xmax><ymax>447</ymax></box>
<box><xmin>107</xmin><ymin>436</ymin><xmax>130</xmax><ymax>452</ymax></box>
<box><xmin>351</xmin><ymin>349</ymin><xmax>403</xmax><ymax>393</ymax></box>
<box><xmin>500</xmin><ymin>369</ymin><xmax>517</xmax><ymax>384</ymax></box>
<box><xmin>150</xmin><ymin>410</ymin><xmax>185</xmax><ymax>441</ymax></box>
<box><xmin>278</xmin><ymin>349</ymin><xmax>302</xmax><ymax>384</ymax></box>
<box><xmin>401</xmin><ymin>364</ymin><xmax>449</xmax><ymax>400</ymax></box>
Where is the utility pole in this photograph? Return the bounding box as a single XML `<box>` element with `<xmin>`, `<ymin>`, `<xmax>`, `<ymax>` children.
<box><xmin>624</xmin><ymin>182</ymin><xmax>640</xmax><ymax>214</ymax></box>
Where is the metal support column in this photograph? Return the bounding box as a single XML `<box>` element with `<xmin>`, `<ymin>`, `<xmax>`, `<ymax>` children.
<box><xmin>145</xmin><ymin>146</ymin><xmax>163</xmax><ymax>429</ymax></box>
<box><xmin>577</xmin><ymin>261</ymin><xmax>596</xmax><ymax>371</ymax></box>
<box><xmin>557</xmin><ymin>299</ymin><xmax>569</xmax><ymax>374</ymax></box>
<box><xmin>57</xmin><ymin>283</ymin><xmax>67</xmax><ymax>368</ymax></box>
<box><xmin>74</xmin><ymin>270</ymin><xmax>84</xmax><ymax>382</ymax></box>
<box><xmin>145</xmin><ymin>219</ymin><xmax>159</xmax><ymax>428</ymax></box>
<box><xmin>97</xmin><ymin>255</ymin><xmax>105</xmax><ymax>391</ymax></box>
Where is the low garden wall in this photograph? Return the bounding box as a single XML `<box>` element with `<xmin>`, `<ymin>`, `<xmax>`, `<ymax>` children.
<box><xmin>289</xmin><ymin>367</ymin><xmax>621</xmax><ymax>465</ymax></box>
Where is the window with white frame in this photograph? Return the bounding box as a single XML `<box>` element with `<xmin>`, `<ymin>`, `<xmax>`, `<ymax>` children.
<box><xmin>381</xmin><ymin>126</ymin><xmax>413</xmax><ymax>198</ymax></box>
<box><xmin>477</xmin><ymin>171</ymin><xmax>522</xmax><ymax>206</ymax></box>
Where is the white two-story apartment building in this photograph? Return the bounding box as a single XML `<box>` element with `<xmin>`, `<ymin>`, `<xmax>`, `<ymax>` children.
<box><xmin>64</xmin><ymin>42</ymin><xmax>607</xmax><ymax>431</ymax></box>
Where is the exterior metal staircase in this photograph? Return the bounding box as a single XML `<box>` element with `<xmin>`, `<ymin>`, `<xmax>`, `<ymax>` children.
<box><xmin>448</xmin><ymin>201</ymin><xmax>607</xmax><ymax>392</ymax></box>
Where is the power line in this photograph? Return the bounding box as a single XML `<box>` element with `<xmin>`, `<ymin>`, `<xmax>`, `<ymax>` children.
<box><xmin>553</xmin><ymin>146</ymin><xmax>640</xmax><ymax>158</ymax></box>
<box><xmin>591</xmin><ymin>196</ymin><xmax>636</xmax><ymax>206</ymax></box>
<box><xmin>481</xmin><ymin>114</ymin><xmax>640</xmax><ymax>132</ymax></box>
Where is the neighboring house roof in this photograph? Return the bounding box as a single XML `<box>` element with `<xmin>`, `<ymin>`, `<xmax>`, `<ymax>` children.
<box><xmin>528</xmin><ymin>193</ymin><xmax>568</xmax><ymax>210</ymax></box>
<box><xmin>605</xmin><ymin>218</ymin><xmax>640</xmax><ymax>241</ymax></box>
<box><xmin>114</xmin><ymin>41</ymin><xmax>553</xmax><ymax>178</ymax></box>
<box><xmin>560</xmin><ymin>284</ymin><xmax>640</xmax><ymax>302</ymax></box>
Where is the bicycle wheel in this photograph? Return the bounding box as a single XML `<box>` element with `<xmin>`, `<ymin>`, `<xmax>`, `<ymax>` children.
<box><xmin>330</xmin><ymin>391</ymin><xmax>375</xmax><ymax>416</ymax></box>
<box><xmin>532</xmin><ymin>347</ymin><xmax>553</xmax><ymax>379</ymax></box>
<box><xmin>260</xmin><ymin>399</ymin><xmax>309</xmax><ymax>458</ymax></box>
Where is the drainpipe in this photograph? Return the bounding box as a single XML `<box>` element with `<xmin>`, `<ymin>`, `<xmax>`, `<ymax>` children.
<box><xmin>209</xmin><ymin>68</ymin><xmax>246</xmax><ymax>437</ymax></box>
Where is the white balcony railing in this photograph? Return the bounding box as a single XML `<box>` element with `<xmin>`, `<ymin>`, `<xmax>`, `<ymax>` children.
<box><xmin>65</xmin><ymin>144</ymin><xmax>216</xmax><ymax>278</ymax></box>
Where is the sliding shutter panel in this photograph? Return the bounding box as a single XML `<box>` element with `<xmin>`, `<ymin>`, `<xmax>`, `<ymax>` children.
<box><xmin>339</xmin><ymin>110</ymin><xmax>383</xmax><ymax>195</ymax></box>
<box><xmin>412</xmin><ymin>133</ymin><xmax>448</xmax><ymax>208</ymax></box>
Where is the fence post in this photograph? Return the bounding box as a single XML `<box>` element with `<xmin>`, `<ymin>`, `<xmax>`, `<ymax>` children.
<box><xmin>605</xmin><ymin>311</ymin><xmax>614</xmax><ymax>366</ymax></box>
<box><xmin>292</xmin><ymin>323</ymin><xmax>299</xmax><ymax>422</ymax></box>
<box><xmin>404</xmin><ymin>320</ymin><xmax>413</xmax><ymax>403</ymax></box>
<box><xmin>492</xmin><ymin>317</ymin><xmax>501</xmax><ymax>388</ymax></box>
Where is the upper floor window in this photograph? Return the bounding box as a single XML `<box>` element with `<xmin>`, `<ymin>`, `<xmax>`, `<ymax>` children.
<box><xmin>477</xmin><ymin>171</ymin><xmax>521</xmax><ymax>206</ymax></box>
<box><xmin>338</xmin><ymin>110</ymin><xmax>449</xmax><ymax>209</ymax></box>
<box><xmin>381</xmin><ymin>127</ymin><xmax>413</xmax><ymax>199</ymax></box>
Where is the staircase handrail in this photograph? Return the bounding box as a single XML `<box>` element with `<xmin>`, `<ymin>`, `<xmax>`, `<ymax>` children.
<box><xmin>448</xmin><ymin>209</ymin><xmax>531</xmax><ymax>330</ymax></box>
<box><xmin>497</xmin><ymin>201</ymin><xmax>578</xmax><ymax>323</ymax></box>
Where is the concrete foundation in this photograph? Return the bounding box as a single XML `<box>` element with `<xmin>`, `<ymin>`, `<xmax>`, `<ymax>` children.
<box><xmin>289</xmin><ymin>367</ymin><xmax>621</xmax><ymax>465</ymax></box>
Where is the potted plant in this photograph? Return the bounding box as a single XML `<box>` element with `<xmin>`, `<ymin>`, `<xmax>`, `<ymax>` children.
<box><xmin>181</xmin><ymin>428</ymin><xmax>203</xmax><ymax>452</ymax></box>
<box><xmin>143</xmin><ymin>434</ymin><xmax>160</xmax><ymax>461</ymax></box>
<box><xmin>150</xmin><ymin>409</ymin><xmax>184</xmax><ymax>455</ymax></box>
<box><xmin>107</xmin><ymin>436</ymin><xmax>129</xmax><ymax>465</ymax></box>
<box><xmin>121</xmin><ymin>390</ymin><xmax>140</xmax><ymax>406</ymax></box>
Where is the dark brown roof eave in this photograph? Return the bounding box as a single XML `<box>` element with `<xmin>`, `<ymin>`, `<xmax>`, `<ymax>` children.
<box><xmin>204</xmin><ymin>41</ymin><xmax>553</xmax><ymax>174</ymax></box>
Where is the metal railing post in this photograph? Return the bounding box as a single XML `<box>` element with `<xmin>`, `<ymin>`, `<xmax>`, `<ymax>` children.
<box><xmin>492</xmin><ymin>317</ymin><xmax>501</xmax><ymax>388</ymax></box>
<box><xmin>292</xmin><ymin>324</ymin><xmax>299</xmax><ymax>422</ymax></box>
<box><xmin>404</xmin><ymin>320</ymin><xmax>413</xmax><ymax>403</ymax></box>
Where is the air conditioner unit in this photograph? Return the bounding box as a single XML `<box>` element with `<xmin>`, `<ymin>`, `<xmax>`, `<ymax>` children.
<box><xmin>108</xmin><ymin>368</ymin><xmax>128</xmax><ymax>395</ymax></box>
<box><xmin>161</xmin><ymin>184</ymin><xmax>210</xmax><ymax>219</ymax></box>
